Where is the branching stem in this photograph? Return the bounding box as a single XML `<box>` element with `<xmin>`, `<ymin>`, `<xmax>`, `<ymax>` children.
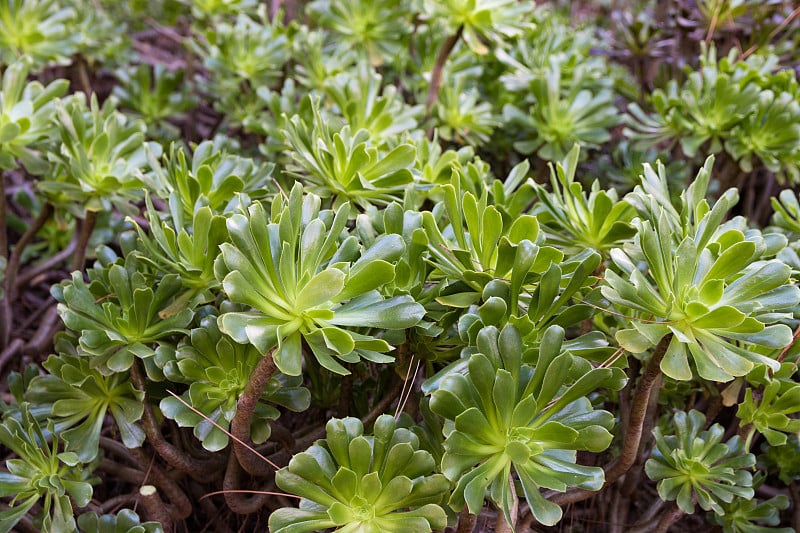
<box><xmin>131</xmin><ymin>361</ymin><xmax>224</xmax><ymax>481</ymax></box>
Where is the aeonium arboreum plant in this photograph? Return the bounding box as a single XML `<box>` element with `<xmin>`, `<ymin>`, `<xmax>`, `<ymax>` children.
<box><xmin>281</xmin><ymin>99</ymin><xmax>417</xmax><ymax>212</ymax></box>
<box><xmin>52</xmin><ymin>253</ymin><xmax>193</xmax><ymax>377</ymax></box>
<box><xmin>215</xmin><ymin>182</ymin><xmax>425</xmax><ymax>376</ymax></box>
<box><xmin>159</xmin><ymin>317</ymin><xmax>311</xmax><ymax>452</ymax></box>
<box><xmin>428</xmin><ymin>324</ymin><xmax>626</xmax><ymax>526</ymax></box>
<box><xmin>40</xmin><ymin>94</ymin><xmax>159</xmax><ymax>218</ymax></box>
<box><xmin>143</xmin><ymin>139</ymin><xmax>274</xmax><ymax>221</ymax></box>
<box><xmin>23</xmin><ymin>345</ymin><xmax>145</xmax><ymax>462</ymax></box>
<box><xmin>0</xmin><ymin>58</ymin><xmax>68</xmax><ymax>173</ymax></box>
<box><xmin>532</xmin><ymin>145</ymin><xmax>636</xmax><ymax>255</ymax></box>
<box><xmin>645</xmin><ymin>409</ymin><xmax>755</xmax><ymax>515</ymax></box>
<box><xmin>270</xmin><ymin>414</ymin><xmax>449</xmax><ymax>533</ymax></box>
<box><xmin>129</xmin><ymin>196</ymin><xmax>228</xmax><ymax>315</ymax></box>
<box><xmin>603</xmin><ymin>158</ymin><xmax>800</xmax><ymax>381</ymax></box>
<box><xmin>0</xmin><ymin>403</ymin><xmax>95</xmax><ymax>533</ymax></box>
<box><xmin>736</xmin><ymin>363</ymin><xmax>800</xmax><ymax>447</ymax></box>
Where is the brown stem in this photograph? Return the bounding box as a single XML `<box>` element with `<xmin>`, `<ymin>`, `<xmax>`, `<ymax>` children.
<box><xmin>22</xmin><ymin>305</ymin><xmax>62</xmax><ymax>354</ymax></box>
<box><xmin>71</xmin><ymin>209</ymin><xmax>98</xmax><ymax>272</ymax></box>
<box><xmin>653</xmin><ymin>503</ymin><xmax>684</xmax><ymax>533</ymax></box>
<box><xmin>222</xmin><ymin>450</ymin><xmax>271</xmax><ymax>514</ymax></box>
<box><xmin>550</xmin><ymin>333</ymin><xmax>672</xmax><ymax>506</ymax></box>
<box><xmin>98</xmin><ymin>455</ymin><xmax>193</xmax><ymax>521</ymax></box>
<box><xmin>425</xmin><ymin>25</ymin><xmax>463</xmax><ymax>137</ymax></box>
<box><xmin>4</xmin><ymin>202</ymin><xmax>54</xmax><ymax>298</ymax></box>
<box><xmin>128</xmin><ymin>449</ymin><xmax>193</xmax><ymax>521</ymax></box>
<box><xmin>338</xmin><ymin>369</ymin><xmax>353</xmax><ymax>417</ymax></box>
<box><xmin>99</xmin><ymin>435</ymin><xmax>142</xmax><ymax>467</ymax></box>
<box><xmin>0</xmin><ymin>338</ymin><xmax>22</xmax><ymax>377</ymax></box>
<box><xmin>1</xmin><ymin>202</ymin><xmax>54</xmax><ymax>346</ymax></box>
<box><xmin>131</xmin><ymin>361</ymin><xmax>225</xmax><ymax>481</ymax></box>
<box><xmin>269</xmin><ymin>421</ymin><xmax>295</xmax><ymax>452</ymax></box>
<box><xmin>139</xmin><ymin>485</ymin><xmax>174</xmax><ymax>533</ymax></box>
<box><xmin>620</xmin><ymin>373</ymin><xmax>661</xmax><ymax>497</ymax></box>
<box><xmin>609</xmin><ymin>487</ymin><xmax>629</xmax><ymax>533</ymax></box>
<box><xmin>17</xmin><ymin>231</ymin><xmax>78</xmax><ymax>287</ymax></box>
<box><xmin>455</xmin><ymin>506</ymin><xmax>477</xmax><ymax>533</ymax></box>
<box><xmin>187</xmin><ymin>480</ymin><xmax>235</xmax><ymax>533</ymax></box>
<box><xmin>98</xmin><ymin>458</ymin><xmax>150</xmax><ymax>484</ymax></box>
<box><xmin>0</xmin><ymin>170</ymin><xmax>8</xmax><ymax>261</ymax></box>
<box><xmin>231</xmin><ymin>351</ymin><xmax>277</xmax><ymax>477</ymax></box>
<box><xmin>96</xmin><ymin>493</ymin><xmax>138</xmax><ymax>514</ymax></box>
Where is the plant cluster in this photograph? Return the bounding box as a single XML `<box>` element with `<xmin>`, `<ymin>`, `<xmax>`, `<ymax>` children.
<box><xmin>0</xmin><ymin>1</ymin><xmax>798</xmax><ymax>532</ymax></box>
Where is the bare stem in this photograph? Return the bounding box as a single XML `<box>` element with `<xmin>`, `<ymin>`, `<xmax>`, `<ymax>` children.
<box><xmin>231</xmin><ymin>350</ymin><xmax>277</xmax><ymax>477</ymax></box>
<box><xmin>550</xmin><ymin>333</ymin><xmax>672</xmax><ymax>506</ymax></box>
<box><xmin>1</xmin><ymin>202</ymin><xmax>54</xmax><ymax>347</ymax></box>
<box><xmin>4</xmin><ymin>202</ymin><xmax>54</xmax><ymax>298</ymax></box>
<box><xmin>139</xmin><ymin>485</ymin><xmax>174</xmax><ymax>533</ymax></box>
<box><xmin>790</xmin><ymin>482</ymin><xmax>800</xmax><ymax>533</ymax></box>
<box><xmin>338</xmin><ymin>369</ymin><xmax>353</xmax><ymax>417</ymax></box>
<box><xmin>22</xmin><ymin>305</ymin><xmax>61</xmax><ymax>354</ymax></box>
<box><xmin>0</xmin><ymin>170</ymin><xmax>8</xmax><ymax>260</ymax></box>
<box><xmin>222</xmin><ymin>450</ymin><xmax>271</xmax><ymax>514</ymax></box>
<box><xmin>17</xmin><ymin>230</ymin><xmax>78</xmax><ymax>287</ymax></box>
<box><xmin>455</xmin><ymin>506</ymin><xmax>477</xmax><ymax>533</ymax></box>
<box><xmin>131</xmin><ymin>361</ymin><xmax>225</xmax><ymax>481</ymax></box>
<box><xmin>425</xmin><ymin>25</ymin><xmax>463</xmax><ymax>136</ymax></box>
<box><xmin>0</xmin><ymin>338</ymin><xmax>22</xmax><ymax>377</ymax></box>
<box><xmin>71</xmin><ymin>209</ymin><xmax>98</xmax><ymax>272</ymax></box>
<box><xmin>654</xmin><ymin>503</ymin><xmax>684</xmax><ymax>533</ymax></box>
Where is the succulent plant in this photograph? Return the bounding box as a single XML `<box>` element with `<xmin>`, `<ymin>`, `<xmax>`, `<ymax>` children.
<box><xmin>532</xmin><ymin>145</ymin><xmax>636</xmax><ymax>255</ymax></box>
<box><xmin>503</xmin><ymin>60</ymin><xmax>620</xmax><ymax>161</ymax></box>
<box><xmin>52</xmin><ymin>255</ymin><xmax>193</xmax><ymax>376</ymax></box>
<box><xmin>215</xmin><ymin>183</ymin><xmax>425</xmax><ymax>375</ymax></box>
<box><xmin>270</xmin><ymin>414</ymin><xmax>449</xmax><ymax>533</ymax></box>
<box><xmin>0</xmin><ymin>58</ymin><xmax>68</xmax><ymax>172</ymax></box>
<box><xmin>24</xmin><ymin>349</ymin><xmax>145</xmax><ymax>462</ymax></box>
<box><xmin>646</xmin><ymin>410</ymin><xmax>755</xmax><ymax>515</ymax></box>
<box><xmin>0</xmin><ymin>0</ymin><xmax>79</xmax><ymax>68</ymax></box>
<box><xmin>0</xmin><ymin>404</ymin><xmax>95</xmax><ymax>533</ymax></box>
<box><xmin>421</xmin><ymin>0</ymin><xmax>534</xmax><ymax>55</ymax></box>
<box><xmin>604</xmin><ymin>159</ymin><xmax>800</xmax><ymax>381</ymax></box>
<box><xmin>282</xmin><ymin>100</ymin><xmax>416</xmax><ymax>211</ymax></box>
<box><xmin>429</xmin><ymin>325</ymin><xmax>625</xmax><ymax>526</ymax></box>
<box><xmin>40</xmin><ymin>95</ymin><xmax>158</xmax><ymax>217</ymax></box>
<box><xmin>307</xmin><ymin>0</ymin><xmax>412</xmax><ymax>66</ymax></box>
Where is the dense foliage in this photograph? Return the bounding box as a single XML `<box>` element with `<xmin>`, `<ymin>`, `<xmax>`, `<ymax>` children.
<box><xmin>0</xmin><ymin>0</ymin><xmax>799</xmax><ymax>532</ymax></box>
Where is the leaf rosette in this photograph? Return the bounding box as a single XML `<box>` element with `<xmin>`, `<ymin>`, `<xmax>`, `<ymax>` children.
<box><xmin>428</xmin><ymin>325</ymin><xmax>625</xmax><ymax>526</ymax></box>
<box><xmin>0</xmin><ymin>404</ymin><xmax>95</xmax><ymax>533</ymax></box>
<box><xmin>270</xmin><ymin>415</ymin><xmax>449</xmax><ymax>533</ymax></box>
<box><xmin>53</xmin><ymin>256</ymin><xmax>193</xmax><ymax>376</ymax></box>
<box><xmin>24</xmin><ymin>349</ymin><xmax>145</xmax><ymax>462</ymax></box>
<box><xmin>216</xmin><ymin>183</ymin><xmax>425</xmax><ymax>376</ymax></box>
<box><xmin>604</xmin><ymin>160</ymin><xmax>800</xmax><ymax>381</ymax></box>
<box><xmin>646</xmin><ymin>410</ymin><xmax>755</xmax><ymax>515</ymax></box>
